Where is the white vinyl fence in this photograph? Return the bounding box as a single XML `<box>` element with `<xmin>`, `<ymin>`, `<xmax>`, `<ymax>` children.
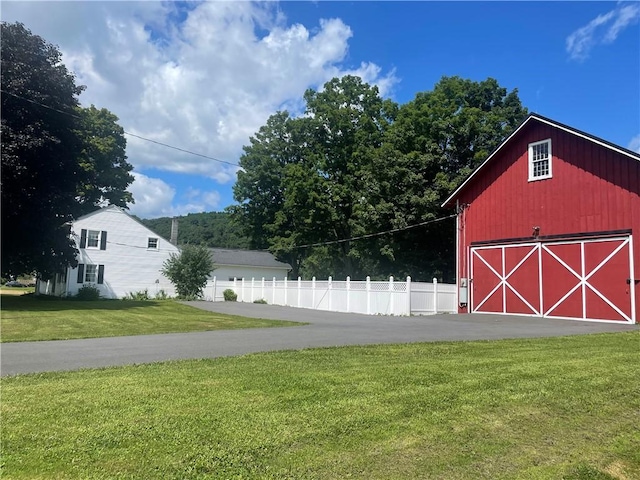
<box><xmin>204</xmin><ymin>276</ymin><xmax>457</xmax><ymax>316</ymax></box>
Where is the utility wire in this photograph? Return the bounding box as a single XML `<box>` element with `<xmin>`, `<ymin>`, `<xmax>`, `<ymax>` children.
<box><xmin>0</xmin><ymin>89</ymin><xmax>238</xmax><ymax>167</ymax></box>
<box><xmin>1</xmin><ymin>88</ymin><xmax>82</xmax><ymax>119</ymax></box>
<box><xmin>292</xmin><ymin>214</ymin><xmax>457</xmax><ymax>249</ymax></box>
<box><xmin>3</xmin><ymin>89</ymin><xmax>458</xmax><ymax>250</ymax></box>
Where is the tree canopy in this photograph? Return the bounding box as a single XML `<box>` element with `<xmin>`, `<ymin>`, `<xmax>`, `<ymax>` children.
<box><xmin>231</xmin><ymin>75</ymin><xmax>528</xmax><ymax>281</ymax></box>
<box><xmin>1</xmin><ymin>22</ymin><xmax>134</xmax><ymax>278</ymax></box>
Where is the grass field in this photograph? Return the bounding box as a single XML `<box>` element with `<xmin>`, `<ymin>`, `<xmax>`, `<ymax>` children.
<box><xmin>0</xmin><ymin>295</ymin><xmax>301</xmax><ymax>342</ymax></box>
<box><xmin>2</xmin><ymin>331</ymin><xmax>639</xmax><ymax>479</ymax></box>
<box><xmin>0</xmin><ymin>286</ymin><xmax>35</xmax><ymax>296</ymax></box>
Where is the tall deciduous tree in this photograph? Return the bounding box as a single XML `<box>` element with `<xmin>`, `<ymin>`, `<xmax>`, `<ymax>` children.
<box><xmin>232</xmin><ymin>76</ymin><xmax>395</xmax><ymax>278</ymax></box>
<box><xmin>232</xmin><ymin>75</ymin><xmax>527</xmax><ymax>281</ymax></box>
<box><xmin>361</xmin><ymin>76</ymin><xmax>528</xmax><ymax>281</ymax></box>
<box><xmin>76</xmin><ymin>105</ymin><xmax>134</xmax><ymax>216</ymax></box>
<box><xmin>1</xmin><ymin>22</ymin><xmax>134</xmax><ymax>278</ymax></box>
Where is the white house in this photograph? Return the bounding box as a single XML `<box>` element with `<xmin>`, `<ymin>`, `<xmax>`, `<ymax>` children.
<box><xmin>37</xmin><ymin>206</ymin><xmax>180</xmax><ymax>299</ymax></box>
<box><xmin>209</xmin><ymin>248</ymin><xmax>291</xmax><ymax>281</ymax></box>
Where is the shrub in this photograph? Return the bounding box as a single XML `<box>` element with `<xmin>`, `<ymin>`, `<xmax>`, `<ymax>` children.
<box><xmin>124</xmin><ymin>289</ymin><xmax>151</xmax><ymax>301</ymax></box>
<box><xmin>253</xmin><ymin>298</ymin><xmax>267</xmax><ymax>304</ymax></box>
<box><xmin>155</xmin><ymin>289</ymin><xmax>170</xmax><ymax>300</ymax></box>
<box><xmin>75</xmin><ymin>284</ymin><xmax>101</xmax><ymax>300</ymax></box>
<box><xmin>162</xmin><ymin>245</ymin><xmax>213</xmax><ymax>298</ymax></box>
<box><xmin>223</xmin><ymin>289</ymin><xmax>237</xmax><ymax>302</ymax></box>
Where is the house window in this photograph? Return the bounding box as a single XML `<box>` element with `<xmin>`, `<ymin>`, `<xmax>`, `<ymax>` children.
<box><xmin>87</xmin><ymin>230</ymin><xmax>100</xmax><ymax>248</ymax></box>
<box><xmin>85</xmin><ymin>264</ymin><xmax>97</xmax><ymax>283</ymax></box>
<box><xmin>528</xmin><ymin>139</ymin><xmax>552</xmax><ymax>181</ymax></box>
<box><xmin>80</xmin><ymin>229</ymin><xmax>107</xmax><ymax>250</ymax></box>
<box><xmin>148</xmin><ymin>237</ymin><xmax>159</xmax><ymax>249</ymax></box>
<box><xmin>77</xmin><ymin>264</ymin><xmax>105</xmax><ymax>284</ymax></box>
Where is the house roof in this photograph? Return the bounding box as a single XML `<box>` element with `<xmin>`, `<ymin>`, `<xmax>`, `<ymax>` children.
<box><xmin>442</xmin><ymin>113</ymin><xmax>640</xmax><ymax>208</ymax></box>
<box><xmin>209</xmin><ymin>248</ymin><xmax>292</xmax><ymax>270</ymax></box>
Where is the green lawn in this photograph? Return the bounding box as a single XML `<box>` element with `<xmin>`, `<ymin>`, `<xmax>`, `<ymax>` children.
<box><xmin>0</xmin><ymin>295</ymin><xmax>301</xmax><ymax>342</ymax></box>
<box><xmin>2</xmin><ymin>332</ymin><xmax>639</xmax><ymax>479</ymax></box>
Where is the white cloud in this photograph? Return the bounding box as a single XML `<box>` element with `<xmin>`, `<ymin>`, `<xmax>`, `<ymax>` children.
<box><xmin>566</xmin><ymin>2</ymin><xmax>640</xmax><ymax>61</ymax></box>
<box><xmin>1</xmin><ymin>1</ymin><xmax>397</xmax><ymax>211</ymax></box>
<box><xmin>628</xmin><ymin>134</ymin><xmax>640</xmax><ymax>154</ymax></box>
<box><xmin>127</xmin><ymin>172</ymin><xmax>176</xmax><ymax>219</ymax></box>
<box><xmin>128</xmin><ymin>173</ymin><xmax>224</xmax><ymax>219</ymax></box>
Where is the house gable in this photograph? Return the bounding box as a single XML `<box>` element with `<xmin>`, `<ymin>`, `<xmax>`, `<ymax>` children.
<box><xmin>67</xmin><ymin>206</ymin><xmax>180</xmax><ymax>298</ymax></box>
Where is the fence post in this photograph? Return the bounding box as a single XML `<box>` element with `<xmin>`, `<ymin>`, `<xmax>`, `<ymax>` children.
<box><xmin>297</xmin><ymin>277</ymin><xmax>302</xmax><ymax>307</ymax></box>
<box><xmin>389</xmin><ymin>276</ymin><xmax>394</xmax><ymax>315</ymax></box>
<box><xmin>366</xmin><ymin>276</ymin><xmax>371</xmax><ymax>315</ymax></box>
<box><xmin>328</xmin><ymin>276</ymin><xmax>332</xmax><ymax>311</ymax></box>
<box><xmin>272</xmin><ymin>277</ymin><xmax>276</xmax><ymax>305</ymax></box>
<box><xmin>212</xmin><ymin>276</ymin><xmax>217</xmax><ymax>302</ymax></box>
<box><xmin>251</xmin><ymin>278</ymin><xmax>255</xmax><ymax>302</ymax></box>
<box><xmin>407</xmin><ymin>276</ymin><xmax>412</xmax><ymax>315</ymax></box>
<box><xmin>433</xmin><ymin>277</ymin><xmax>438</xmax><ymax>313</ymax></box>
<box><xmin>241</xmin><ymin>278</ymin><xmax>246</xmax><ymax>303</ymax></box>
<box><xmin>261</xmin><ymin>277</ymin><xmax>265</xmax><ymax>301</ymax></box>
<box><xmin>312</xmin><ymin>276</ymin><xmax>316</xmax><ymax>309</ymax></box>
<box><xmin>346</xmin><ymin>276</ymin><xmax>351</xmax><ymax>312</ymax></box>
<box><xmin>284</xmin><ymin>277</ymin><xmax>288</xmax><ymax>306</ymax></box>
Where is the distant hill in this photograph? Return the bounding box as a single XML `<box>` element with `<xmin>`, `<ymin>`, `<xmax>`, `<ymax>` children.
<box><xmin>139</xmin><ymin>211</ymin><xmax>251</xmax><ymax>249</ymax></box>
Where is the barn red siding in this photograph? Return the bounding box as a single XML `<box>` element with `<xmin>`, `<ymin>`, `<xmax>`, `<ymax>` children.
<box><xmin>454</xmin><ymin>121</ymin><xmax>640</xmax><ymax>321</ymax></box>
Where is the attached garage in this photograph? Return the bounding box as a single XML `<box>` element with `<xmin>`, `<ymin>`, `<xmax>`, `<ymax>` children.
<box><xmin>443</xmin><ymin>114</ymin><xmax>640</xmax><ymax>323</ymax></box>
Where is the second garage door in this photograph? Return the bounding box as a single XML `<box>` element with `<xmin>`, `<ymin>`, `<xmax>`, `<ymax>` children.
<box><xmin>470</xmin><ymin>235</ymin><xmax>635</xmax><ymax>323</ymax></box>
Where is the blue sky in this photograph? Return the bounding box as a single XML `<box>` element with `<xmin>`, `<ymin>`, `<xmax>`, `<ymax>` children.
<box><xmin>3</xmin><ymin>1</ymin><xmax>639</xmax><ymax>219</ymax></box>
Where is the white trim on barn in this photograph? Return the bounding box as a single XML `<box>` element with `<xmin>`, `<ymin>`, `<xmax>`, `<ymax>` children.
<box><xmin>442</xmin><ymin>114</ymin><xmax>640</xmax><ymax>208</ymax></box>
<box><xmin>470</xmin><ymin>235</ymin><xmax>635</xmax><ymax>324</ymax></box>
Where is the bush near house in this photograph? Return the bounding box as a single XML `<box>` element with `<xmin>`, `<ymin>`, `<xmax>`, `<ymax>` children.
<box><xmin>223</xmin><ymin>289</ymin><xmax>238</xmax><ymax>302</ymax></box>
<box><xmin>75</xmin><ymin>285</ymin><xmax>101</xmax><ymax>301</ymax></box>
<box><xmin>162</xmin><ymin>245</ymin><xmax>214</xmax><ymax>299</ymax></box>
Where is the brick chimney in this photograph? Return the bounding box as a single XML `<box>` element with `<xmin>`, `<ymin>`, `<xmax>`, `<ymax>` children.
<box><xmin>170</xmin><ymin>217</ymin><xmax>178</xmax><ymax>245</ymax></box>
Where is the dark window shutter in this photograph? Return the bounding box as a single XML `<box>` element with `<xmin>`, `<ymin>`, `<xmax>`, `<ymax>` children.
<box><xmin>80</xmin><ymin>229</ymin><xmax>87</xmax><ymax>249</ymax></box>
<box><xmin>77</xmin><ymin>264</ymin><xmax>85</xmax><ymax>284</ymax></box>
<box><xmin>97</xmin><ymin>265</ymin><xmax>105</xmax><ymax>284</ymax></box>
<box><xmin>100</xmin><ymin>231</ymin><xmax>107</xmax><ymax>250</ymax></box>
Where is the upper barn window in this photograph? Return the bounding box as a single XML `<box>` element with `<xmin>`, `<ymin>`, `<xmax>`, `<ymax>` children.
<box><xmin>528</xmin><ymin>139</ymin><xmax>552</xmax><ymax>181</ymax></box>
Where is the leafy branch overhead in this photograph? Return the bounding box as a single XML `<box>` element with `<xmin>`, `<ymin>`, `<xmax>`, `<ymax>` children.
<box><xmin>1</xmin><ymin>22</ymin><xmax>134</xmax><ymax>278</ymax></box>
<box><xmin>231</xmin><ymin>75</ymin><xmax>527</xmax><ymax>281</ymax></box>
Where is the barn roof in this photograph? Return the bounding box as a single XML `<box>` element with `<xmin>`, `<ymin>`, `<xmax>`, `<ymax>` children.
<box><xmin>442</xmin><ymin>113</ymin><xmax>640</xmax><ymax>208</ymax></box>
<box><xmin>209</xmin><ymin>248</ymin><xmax>291</xmax><ymax>270</ymax></box>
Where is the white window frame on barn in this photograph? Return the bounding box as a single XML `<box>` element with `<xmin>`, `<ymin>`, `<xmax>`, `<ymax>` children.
<box><xmin>528</xmin><ymin>139</ymin><xmax>552</xmax><ymax>181</ymax></box>
<box><xmin>147</xmin><ymin>237</ymin><xmax>159</xmax><ymax>250</ymax></box>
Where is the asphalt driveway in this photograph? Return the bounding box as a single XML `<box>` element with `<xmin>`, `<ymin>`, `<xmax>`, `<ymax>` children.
<box><xmin>2</xmin><ymin>301</ymin><xmax>636</xmax><ymax>376</ymax></box>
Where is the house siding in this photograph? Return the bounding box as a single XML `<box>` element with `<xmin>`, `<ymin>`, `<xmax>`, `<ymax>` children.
<box><xmin>67</xmin><ymin>207</ymin><xmax>179</xmax><ymax>298</ymax></box>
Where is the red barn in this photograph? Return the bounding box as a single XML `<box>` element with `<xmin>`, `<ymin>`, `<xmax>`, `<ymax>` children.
<box><xmin>443</xmin><ymin>114</ymin><xmax>640</xmax><ymax>323</ymax></box>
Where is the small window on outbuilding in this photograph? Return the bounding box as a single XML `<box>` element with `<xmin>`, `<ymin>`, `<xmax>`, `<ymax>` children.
<box><xmin>528</xmin><ymin>139</ymin><xmax>552</xmax><ymax>181</ymax></box>
<box><xmin>148</xmin><ymin>237</ymin><xmax>159</xmax><ymax>249</ymax></box>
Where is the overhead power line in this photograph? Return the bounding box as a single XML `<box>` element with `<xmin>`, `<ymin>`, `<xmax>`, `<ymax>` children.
<box><xmin>0</xmin><ymin>89</ymin><xmax>238</xmax><ymax>167</ymax></box>
<box><xmin>292</xmin><ymin>214</ymin><xmax>457</xmax><ymax>249</ymax></box>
